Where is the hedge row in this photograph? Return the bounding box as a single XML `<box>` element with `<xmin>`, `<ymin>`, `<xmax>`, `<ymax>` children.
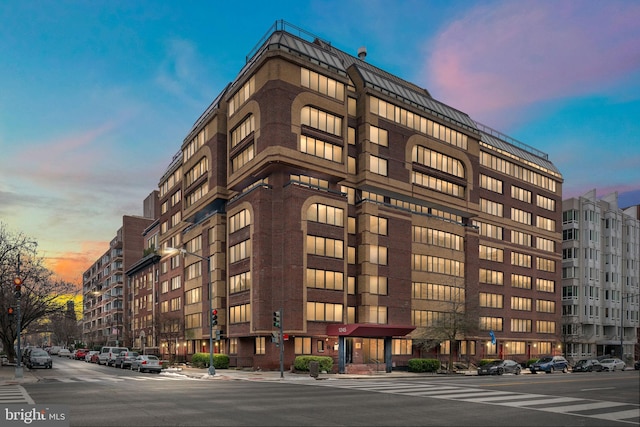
<box><xmin>190</xmin><ymin>352</ymin><xmax>230</xmax><ymax>369</ymax></box>
<box><xmin>293</xmin><ymin>355</ymin><xmax>333</xmax><ymax>372</ymax></box>
<box><xmin>407</xmin><ymin>358</ymin><xmax>441</xmax><ymax>372</ymax></box>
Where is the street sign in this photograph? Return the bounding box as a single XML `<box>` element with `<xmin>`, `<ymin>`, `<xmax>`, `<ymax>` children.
<box><xmin>489</xmin><ymin>330</ymin><xmax>496</xmax><ymax>345</ymax></box>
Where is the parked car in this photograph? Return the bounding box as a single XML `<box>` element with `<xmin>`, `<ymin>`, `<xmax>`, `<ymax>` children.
<box><xmin>130</xmin><ymin>355</ymin><xmax>162</xmax><ymax>373</ymax></box>
<box><xmin>48</xmin><ymin>346</ymin><xmax>61</xmax><ymax>355</ymax></box>
<box><xmin>87</xmin><ymin>351</ymin><xmax>100</xmax><ymax>363</ymax></box>
<box><xmin>599</xmin><ymin>358</ymin><xmax>626</xmax><ymax>371</ymax></box>
<box><xmin>529</xmin><ymin>356</ymin><xmax>569</xmax><ymax>374</ymax></box>
<box><xmin>85</xmin><ymin>351</ymin><xmax>100</xmax><ymax>363</ymax></box>
<box><xmin>114</xmin><ymin>351</ymin><xmax>139</xmax><ymax>369</ymax></box>
<box><xmin>98</xmin><ymin>346</ymin><xmax>129</xmax><ymax>366</ymax></box>
<box><xmin>26</xmin><ymin>349</ymin><xmax>52</xmax><ymax>369</ymax></box>
<box><xmin>74</xmin><ymin>348</ymin><xmax>90</xmax><ymax>360</ymax></box>
<box><xmin>572</xmin><ymin>358</ymin><xmax>604</xmax><ymax>372</ymax></box>
<box><xmin>58</xmin><ymin>348</ymin><xmax>72</xmax><ymax>358</ymax></box>
<box><xmin>635</xmin><ymin>360</ymin><xmax>640</xmax><ymax>370</ymax></box>
<box><xmin>477</xmin><ymin>359</ymin><xmax>521</xmax><ymax>376</ymax></box>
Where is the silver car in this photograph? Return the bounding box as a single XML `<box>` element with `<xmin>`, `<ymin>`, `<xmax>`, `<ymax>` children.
<box><xmin>27</xmin><ymin>349</ymin><xmax>52</xmax><ymax>369</ymax></box>
<box><xmin>599</xmin><ymin>358</ymin><xmax>626</xmax><ymax>371</ymax></box>
<box><xmin>130</xmin><ymin>355</ymin><xmax>162</xmax><ymax>373</ymax></box>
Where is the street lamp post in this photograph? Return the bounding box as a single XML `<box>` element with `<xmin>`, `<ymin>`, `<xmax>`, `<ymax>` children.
<box><xmin>164</xmin><ymin>248</ymin><xmax>215</xmax><ymax>375</ymax></box>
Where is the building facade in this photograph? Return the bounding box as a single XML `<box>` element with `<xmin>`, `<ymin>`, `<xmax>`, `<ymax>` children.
<box><xmin>561</xmin><ymin>190</ymin><xmax>640</xmax><ymax>364</ymax></box>
<box><xmin>135</xmin><ymin>21</ymin><xmax>564</xmax><ymax>372</ymax></box>
<box><xmin>82</xmin><ymin>193</ymin><xmax>157</xmax><ymax>348</ymax></box>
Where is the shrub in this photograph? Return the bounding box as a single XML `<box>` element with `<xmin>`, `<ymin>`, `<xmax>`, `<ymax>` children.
<box><xmin>525</xmin><ymin>358</ymin><xmax>539</xmax><ymax>368</ymax></box>
<box><xmin>293</xmin><ymin>356</ymin><xmax>333</xmax><ymax>372</ymax></box>
<box><xmin>407</xmin><ymin>358</ymin><xmax>440</xmax><ymax>373</ymax></box>
<box><xmin>477</xmin><ymin>359</ymin><xmax>501</xmax><ymax>367</ymax></box>
<box><xmin>191</xmin><ymin>352</ymin><xmax>229</xmax><ymax>369</ymax></box>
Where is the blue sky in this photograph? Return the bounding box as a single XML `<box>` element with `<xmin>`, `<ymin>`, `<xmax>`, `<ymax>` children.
<box><xmin>1</xmin><ymin>0</ymin><xmax>639</xmax><ymax>283</ymax></box>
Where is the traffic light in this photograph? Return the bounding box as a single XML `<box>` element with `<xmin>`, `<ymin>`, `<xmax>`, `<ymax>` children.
<box><xmin>13</xmin><ymin>277</ymin><xmax>22</xmax><ymax>297</ymax></box>
<box><xmin>271</xmin><ymin>331</ymin><xmax>279</xmax><ymax>345</ymax></box>
<box><xmin>7</xmin><ymin>307</ymin><xmax>15</xmax><ymax>319</ymax></box>
<box><xmin>273</xmin><ymin>310</ymin><xmax>281</xmax><ymax>328</ymax></box>
<box><xmin>211</xmin><ymin>309</ymin><xmax>218</xmax><ymax>326</ymax></box>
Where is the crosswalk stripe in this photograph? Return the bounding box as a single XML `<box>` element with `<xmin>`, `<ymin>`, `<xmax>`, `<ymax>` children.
<box><xmin>436</xmin><ymin>390</ymin><xmax>513</xmax><ymax>399</ymax></box>
<box><xmin>591</xmin><ymin>409</ymin><xmax>640</xmax><ymax>422</ymax></box>
<box><xmin>461</xmin><ymin>393</ymin><xmax>540</xmax><ymax>402</ymax></box>
<box><xmin>405</xmin><ymin>387</ymin><xmax>479</xmax><ymax>396</ymax></box>
<box><xmin>501</xmin><ymin>397</ymin><xmax>587</xmax><ymax>407</ymax></box>
<box><xmin>0</xmin><ymin>386</ymin><xmax>34</xmax><ymax>405</ymax></box>
<box><xmin>542</xmin><ymin>401</ymin><xmax>630</xmax><ymax>413</ymax></box>
<box><xmin>305</xmin><ymin>380</ymin><xmax>639</xmax><ymax>425</ymax></box>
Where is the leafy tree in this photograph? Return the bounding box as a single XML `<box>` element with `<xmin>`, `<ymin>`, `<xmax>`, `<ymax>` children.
<box><xmin>0</xmin><ymin>223</ymin><xmax>77</xmax><ymax>362</ymax></box>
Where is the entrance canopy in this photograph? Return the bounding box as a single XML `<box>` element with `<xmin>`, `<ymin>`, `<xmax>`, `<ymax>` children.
<box><xmin>327</xmin><ymin>324</ymin><xmax>415</xmax><ymax>337</ymax></box>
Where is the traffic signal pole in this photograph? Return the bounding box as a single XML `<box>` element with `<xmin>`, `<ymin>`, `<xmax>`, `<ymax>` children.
<box><xmin>278</xmin><ymin>308</ymin><xmax>284</xmax><ymax>378</ymax></box>
<box><xmin>15</xmin><ymin>254</ymin><xmax>23</xmax><ymax>379</ymax></box>
<box><xmin>273</xmin><ymin>309</ymin><xmax>284</xmax><ymax>378</ymax></box>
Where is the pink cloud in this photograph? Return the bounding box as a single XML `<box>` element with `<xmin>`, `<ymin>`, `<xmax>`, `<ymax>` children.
<box><xmin>425</xmin><ymin>0</ymin><xmax>640</xmax><ymax>126</ymax></box>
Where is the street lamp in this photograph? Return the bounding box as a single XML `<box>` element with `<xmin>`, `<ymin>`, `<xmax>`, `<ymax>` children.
<box><xmin>164</xmin><ymin>247</ymin><xmax>215</xmax><ymax>375</ymax></box>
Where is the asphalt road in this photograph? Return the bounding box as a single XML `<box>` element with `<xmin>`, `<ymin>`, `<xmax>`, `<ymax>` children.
<box><xmin>9</xmin><ymin>358</ymin><xmax>640</xmax><ymax>427</ymax></box>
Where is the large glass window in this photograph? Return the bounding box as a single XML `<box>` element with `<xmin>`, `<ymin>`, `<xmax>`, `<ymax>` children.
<box><xmin>301</xmin><ymin>68</ymin><xmax>345</xmax><ymax>101</ymax></box>
<box><xmin>413</xmin><ymin>146</ymin><xmax>465</xmax><ymax>178</ymax></box>
<box><xmin>480</xmin><ymin>174</ymin><xmax>503</xmax><ymax>193</ymax></box>
<box><xmin>307</xmin><ymin>204</ymin><xmax>344</xmax><ymax>227</ymax></box>
<box><xmin>307</xmin><ymin>236</ymin><xmax>344</xmax><ymax>259</ymax></box>
<box><xmin>413</xmin><ymin>226</ymin><xmax>463</xmax><ymax>250</ymax></box>
<box><xmin>369</xmin><ymin>155</ymin><xmax>388</xmax><ymax>176</ymax></box>
<box><xmin>230</xmin><ymin>115</ymin><xmax>255</xmax><ymax>149</ymax></box>
<box><xmin>307</xmin><ymin>269</ymin><xmax>344</xmax><ymax>290</ymax></box>
<box><xmin>301</xmin><ymin>106</ymin><xmax>342</xmax><ymax>136</ymax></box>
<box><xmin>306</xmin><ymin>302</ymin><xmax>343</xmax><ymax>321</ymax></box>
<box><xmin>300</xmin><ymin>135</ymin><xmax>343</xmax><ymax>163</ymax></box>
<box><xmin>229</xmin><ymin>209</ymin><xmax>251</xmax><ymax>233</ymax></box>
<box><xmin>370</xmin><ymin>95</ymin><xmax>468</xmax><ymax>150</ymax></box>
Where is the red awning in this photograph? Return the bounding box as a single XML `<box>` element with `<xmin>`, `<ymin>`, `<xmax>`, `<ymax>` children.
<box><xmin>326</xmin><ymin>324</ymin><xmax>415</xmax><ymax>337</ymax></box>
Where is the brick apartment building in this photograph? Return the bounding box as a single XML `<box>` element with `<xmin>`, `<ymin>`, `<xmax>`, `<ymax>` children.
<box><xmin>87</xmin><ymin>21</ymin><xmax>566</xmax><ymax>373</ymax></box>
<box><xmin>82</xmin><ymin>194</ymin><xmax>157</xmax><ymax>348</ymax></box>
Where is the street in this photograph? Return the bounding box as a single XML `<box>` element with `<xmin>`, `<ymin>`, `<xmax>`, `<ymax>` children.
<box><xmin>4</xmin><ymin>357</ymin><xmax>639</xmax><ymax>426</ymax></box>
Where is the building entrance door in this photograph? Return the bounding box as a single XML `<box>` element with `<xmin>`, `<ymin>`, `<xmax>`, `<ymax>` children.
<box><xmin>345</xmin><ymin>338</ymin><xmax>353</xmax><ymax>364</ymax></box>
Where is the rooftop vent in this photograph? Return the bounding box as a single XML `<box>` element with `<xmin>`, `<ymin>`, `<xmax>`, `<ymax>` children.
<box><xmin>357</xmin><ymin>46</ymin><xmax>367</xmax><ymax>60</ymax></box>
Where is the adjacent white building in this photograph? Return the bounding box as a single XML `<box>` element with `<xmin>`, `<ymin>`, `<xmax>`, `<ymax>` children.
<box><xmin>561</xmin><ymin>190</ymin><xmax>640</xmax><ymax>363</ymax></box>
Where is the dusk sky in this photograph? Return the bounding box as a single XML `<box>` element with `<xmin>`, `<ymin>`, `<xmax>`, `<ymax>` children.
<box><xmin>1</xmin><ymin>0</ymin><xmax>639</xmax><ymax>285</ymax></box>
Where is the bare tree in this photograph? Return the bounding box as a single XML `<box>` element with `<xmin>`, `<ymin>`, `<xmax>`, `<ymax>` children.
<box><xmin>154</xmin><ymin>311</ymin><xmax>184</xmax><ymax>362</ymax></box>
<box><xmin>0</xmin><ymin>223</ymin><xmax>77</xmax><ymax>362</ymax></box>
<box><xmin>412</xmin><ymin>286</ymin><xmax>479</xmax><ymax>372</ymax></box>
<box><xmin>48</xmin><ymin>303</ymin><xmax>82</xmax><ymax>348</ymax></box>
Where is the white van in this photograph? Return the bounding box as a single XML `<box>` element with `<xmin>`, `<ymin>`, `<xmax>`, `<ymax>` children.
<box><xmin>98</xmin><ymin>346</ymin><xmax>129</xmax><ymax>366</ymax></box>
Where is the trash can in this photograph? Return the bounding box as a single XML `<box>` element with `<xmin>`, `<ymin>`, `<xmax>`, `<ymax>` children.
<box><xmin>309</xmin><ymin>361</ymin><xmax>319</xmax><ymax>378</ymax></box>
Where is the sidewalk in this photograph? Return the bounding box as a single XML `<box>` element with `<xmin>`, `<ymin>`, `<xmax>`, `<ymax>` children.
<box><xmin>0</xmin><ymin>363</ymin><xmax>39</xmax><ymax>385</ymax></box>
<box><xmin>0</xmin><ymin>362</ymin><xmax>488</xmax><ymax>386</ymax></box>
<box><xmin>167</xmin><ymin>365</ymin><xmax>484</xmax><ymax>381</ymax></box>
